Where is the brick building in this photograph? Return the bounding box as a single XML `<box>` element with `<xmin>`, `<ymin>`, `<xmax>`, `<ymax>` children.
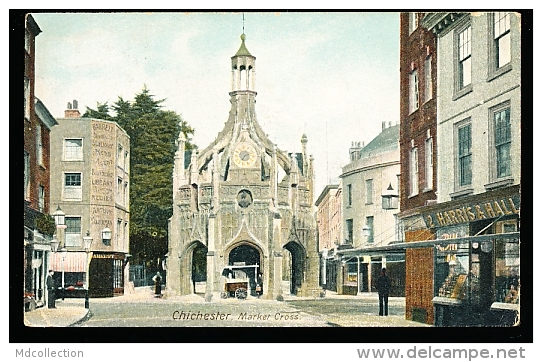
<box><xmin>315</xmin><ymin>183</ymin><xmax>342</xmax><ymax>291</ymax></box>
<box><xmin>24</xmin><ymin>14</ymin><xmax>58</xmax><ymax>309</ymax></box>
<box><xmin>397</xmin><ymin>12</ymin><xmax>439</xmax><ymax>324</ymax></box>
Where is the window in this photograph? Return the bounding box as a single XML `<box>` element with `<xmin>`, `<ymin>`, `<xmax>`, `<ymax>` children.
<box><xmin>365</xmin><ymin>179</ymin><xmax>373</xmax><ymax>204</ymax></box>
<box><xmin>346</xmin><ymin>219</ymin><xmax>353</xmax><ymax>244</ymax></box>
<box><xmin>117</xmin><ymin>177</ymin><xmax>123</xmax><ymax>203</ymax></box>
<box><xmin>113</xmin><ymin>259</ymin><xmax>124</xmax><ymax>289</ymax></box>
<box><xmin>65</xmin><ymin>216</ymin><xmax>82</xmax><ymax>247</ymax></box>
<box><xmin>117</xmin><ymin>219</ymin><xmax>122</xmax><ymax>245</ymax></box>
<box><xmin>494</xmin><ymin>220</ymin><xmax>519</xmax><ymax>304</ymax></box>
<box><xmin>24</xmin><ymin>151</ymin><xmax>30</xmax><ymax>199</ymax></box>
<box><xmin>458</xmin><ymin>123</ymin><xmax>472</xmax><ymax>186</ymax></box>
<box><xmin>425</xmin><ymin>137</ymin><xmax>433</xmax><ymax>190</ymax></box>
<box><xmin>494</xmin><ymin>12</ymin><xmax>511</xmax><ymax>69</ymax></box>
<box><xmin>124</xmin><ymin>182</ymin><xmax>129</xmax><ymax>207</ymax></box>
<box><xmin>36</xmin><ymin>124</ymin><xmax>43</xmax><ymax>166</ymax></box>
<box><xmin>366</xmin><ymin>216</ymin><xmax>374</xmax><ymax>243</ymax></box>
<box><xmin>347</xmin><ymin>184</ymin><xmax>352</xmax><ymax>207</ymax></box>
<box><xmin>424</xmin><ymin>56</ymin><xmax>432</xmax><ymax>102</ymax></box>
<box><xmin>64</xmin><ymin>139</ymin><xmax>83</xmax><ymax>160</ymax></box>
<box><xmin>24</xmin><ymin>76</ymin><xmax>30</xmax><ymax>120</ymax></box>
<box><xmin>409</xmin><ymin>70</ymin><xmax>419</xmax><ymax>113</ymax></box>
<box><xmin>410</xmin><ymin>147</ymin><xmax>419</xmax><ymax>196</ymax></box>
<box><xmin>38</xmin><ymin>185</ymin><xmax>45</xmax><ymax>212</ymax></box>
<box><xmin>458</xmin><ymin>26</ymin><xmax>472</xmax><ymax>89</ymax></box>
<box><xmin>124</xmin><ymin>150</ymin><xmax>129</xmax><ymax>172</ymax></box>
<box><xmin>64</xmin><ymin>173</ymin><xmax>82</xmax><ymax>200</ymax></box>
<box><xmin>494</xmin><ymin>107</ymin><xmax>511</xmax><ymax>178</ymax></box>
<box><xmin>124</xmin><ymin>221</ymin><xmax>129</xmax><ymax>247</ymax></box>
<box><xmin>408</xmin><ymin>13</ymin><xmax>418</xmax><ymax>34</ymax></box>
<box><xmin>117</xmin><ymin>145</ymin><xmax>124</xmax><ymax>168</ymax></box>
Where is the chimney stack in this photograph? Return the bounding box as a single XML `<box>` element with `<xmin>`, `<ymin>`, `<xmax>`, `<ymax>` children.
<box><xmin>64</xmin><ymin>99</ymin><xmax>81</xmax><ymax>118</ymax></box>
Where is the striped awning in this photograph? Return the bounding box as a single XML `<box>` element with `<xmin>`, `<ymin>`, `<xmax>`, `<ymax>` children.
<box><xmin>50</xmin><ymin>252</ymin><xmax>88</xmax><ymax>272</ymax></box>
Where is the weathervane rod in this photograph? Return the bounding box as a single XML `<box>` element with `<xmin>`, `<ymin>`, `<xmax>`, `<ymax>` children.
<box><xmin>243</xmin><ymin>12</ymin><xmax>245</xmax><ymax>33</ymax></box>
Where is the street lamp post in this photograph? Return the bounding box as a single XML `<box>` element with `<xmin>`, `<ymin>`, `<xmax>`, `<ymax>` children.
<box><xmin>52</xmin><ymin>205</ymin><xmax>67</xmax><ymax>300</ymax></box>
<box><xmin>83</xmin><ymin>231</ymin><xmax>93</xmax><ymax>309</ymax></box>
<box><xmin>49</xmin><ymin>237</ymin><xmax>60</xmax><ymax>307</ymax></box>
<box><xmin>60</xmin><ymin>248</ymin><xmax>67</xmax><ymax>300</ymax></box>
<box><xmin>52</xmin><ymin>205</ymin><xmax>66</xmax><ymax>247</ymax></box>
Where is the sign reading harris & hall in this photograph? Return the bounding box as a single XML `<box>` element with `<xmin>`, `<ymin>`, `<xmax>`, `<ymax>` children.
<box><xmin>423</xmin><ymin>195</ymin><xmax>520</xmax><ymax>229</ymax></box>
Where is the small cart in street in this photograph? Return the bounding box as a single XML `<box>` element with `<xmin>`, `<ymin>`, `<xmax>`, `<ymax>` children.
<box><xmin>220</xmin><ymin>264</ymin><xmax>259</xmax><ymax>300</ymax></box>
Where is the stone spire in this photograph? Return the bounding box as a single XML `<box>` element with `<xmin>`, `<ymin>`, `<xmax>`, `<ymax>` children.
<box><xmin>235</xmin><ymin>33</ymin><xmax>252</xmax><ymax>56</ymax></box>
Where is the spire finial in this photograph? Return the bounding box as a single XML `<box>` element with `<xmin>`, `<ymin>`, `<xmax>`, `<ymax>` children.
<box><xmin>243</xmin><ymin>12</ymin><xmax>245</xmax><ymax>34</ymax></box>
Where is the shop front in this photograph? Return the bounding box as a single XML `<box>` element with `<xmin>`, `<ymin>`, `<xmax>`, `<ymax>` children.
<box><xmin>24</xmin><ymin>228</ymin><xmax>54</xmax><ymax>310</ymax></box>
<box><xmin>50</xmin><ymin>251</ymin><xmax>88</xmax><ymax>299</ymax></box>
<box><xmin>89</xmin><ymin>252</ymin><xmax>126</xmax><ymax>297</ymax></box>
<box><xmin>335</xmin><ymin>251</ymin><xmax>405</xmax><ymax>296</ymax></box>
<box><xmin>423</xmin><ymin>185</ymin><xmax>520</xmax><ymax>326</ymax></box>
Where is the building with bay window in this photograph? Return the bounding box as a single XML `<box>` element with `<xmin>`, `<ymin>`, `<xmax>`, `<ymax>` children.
<box><xmin>49</xmin><ymin>103</ymin><xmax>130</xmax><ymax>298</ymax></box>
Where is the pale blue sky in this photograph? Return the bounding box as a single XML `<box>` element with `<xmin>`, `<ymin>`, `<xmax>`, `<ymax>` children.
<box><xmin>32</xmin><ymin>11</ymin><xmax>400</xmax><ymax>194</ymax></box>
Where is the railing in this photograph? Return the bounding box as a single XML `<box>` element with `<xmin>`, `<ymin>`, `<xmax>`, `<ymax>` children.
<box><xmin>129</xmin><ymin>265</ymin><xmax>147</xmax><ymax>287</ymax></box>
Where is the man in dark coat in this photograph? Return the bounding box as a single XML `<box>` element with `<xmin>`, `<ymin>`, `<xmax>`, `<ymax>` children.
<box><xmin>152</xmin><ymin>272</ymin><xmax>162</xmax><ymax>297</ymax></box>
<box><xmin>46</xmin><ymin>270</ymin><xmax>56</xmax><ymax>308</ymax></box>
<box><xmin>376</xmin><ymin>268</ymin><xmax>391</xmax><ymax>316</ymax></box>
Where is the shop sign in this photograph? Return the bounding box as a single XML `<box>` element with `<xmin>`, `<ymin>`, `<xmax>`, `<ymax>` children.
<box><xmin>423</xmin><ymin>195</ymin><xmax>520</xmax><ymax>229</ymax></box>
<box><xmin>93</xmin><ymin>254</ymin><xmax>114</xmax><ymax>259</ymax></box>
<box><xmin>436</xmin><ymin>225</ymin><xmax>468</xmax><ymax>240</ymax></box>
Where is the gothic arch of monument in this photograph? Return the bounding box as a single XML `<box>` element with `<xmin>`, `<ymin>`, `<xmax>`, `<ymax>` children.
<box><xmin>167</xmin><ymin>33</ymin><xmax>321</xmax><ymax>300</ymax></box>
<box><xmin>178</xmin><ymin>240</ymin><xmax>208</xmax><ymax>294</ymax></box>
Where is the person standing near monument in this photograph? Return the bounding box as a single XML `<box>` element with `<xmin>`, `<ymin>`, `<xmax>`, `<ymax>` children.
<box><xmin>152</xmin><ymin>271</ymin><xmax>162</xmax><ymax>297</ymax></box>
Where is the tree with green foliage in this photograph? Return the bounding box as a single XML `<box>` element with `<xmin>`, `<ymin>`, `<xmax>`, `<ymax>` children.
<box><xmin>88</xmin><ymin>86</ymin><xmax>196</xmax><ymax>267</ymax></box>
<box><xmin>82</xmin><ymin>102</ymin><xmax>113</xmax><ymax>120</ymax></box>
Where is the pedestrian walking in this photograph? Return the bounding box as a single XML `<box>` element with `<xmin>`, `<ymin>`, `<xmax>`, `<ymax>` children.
<box><xmin>46</xmin><ymin>270</ymin><xmax>56</xmax><ymax>308</ymax></box>
<box><xmin>376</xmin><ymin>267</ymin><xmax>391</xmax><ymax>316</ymax></box>
<box><xmin>256</xmin><ymin>272</ymin><xmax>263</xmax><ymax>297</ymax></box>
<box><xmin>152</xmin><ymin>271</ymin><xmax>162</xmax><ymax>297</ymax></box>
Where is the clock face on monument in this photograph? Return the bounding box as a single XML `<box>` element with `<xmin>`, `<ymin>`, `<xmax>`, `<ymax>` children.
<box><xmin>232</xmin><ymin>142</ymin><xmax>258</xmax><ymax>168</ymax></box>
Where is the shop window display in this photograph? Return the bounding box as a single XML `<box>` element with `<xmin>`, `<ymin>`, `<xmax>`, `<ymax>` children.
<box><xmin>433</xmin><ymin>232</ymin><xmax>519</xmax><ymax>326</ymax></box>
<box><xmin>494</xmin><ymin>239</ymin><xmax>520</xmax><ymax>304</ymax></box>
<box><xmin>435</xmin><ymin>242</ymin><xmax>472</xmax><ymax>301</ymax></box>
<box><xmin>435</xmin><ymin>236</ymin><xmax>518</xmax><ymax>304</ymax></box>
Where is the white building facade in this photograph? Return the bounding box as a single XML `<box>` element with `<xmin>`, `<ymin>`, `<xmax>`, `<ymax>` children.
<box><xmin>420</xmin><ymin>12</ymin><xmax>521</xmax><ymax>326</ymax></box>
<box><xmin>338</xmin><ymin>123</ymin><xmax>402</xmax><ymax>294</ymax></box>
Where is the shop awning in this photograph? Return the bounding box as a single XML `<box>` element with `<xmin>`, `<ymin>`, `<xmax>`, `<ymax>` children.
<box><xmin>50</xmin><ymin>252</ymin><xmax>88</xmax><ymax>272</ymax></box>
<box><xmin>336</xmin><ymin>231</ymin><xmax>520</xmax><ymax>256</ymax></box>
